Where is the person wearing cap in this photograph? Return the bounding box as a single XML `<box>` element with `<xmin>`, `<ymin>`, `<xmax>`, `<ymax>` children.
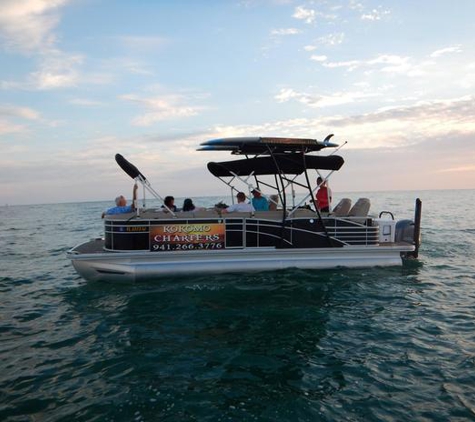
<box><xmin>102</xmin><ymin>183</ymin><xmax>138</xmax><ymax>218</ymax></box>
<box><xmin>251</xmin><ymin>189</ymin><xmax>269</xmax><ymax>211</ymax></box>
<box><xmin>222</xmin><ymin>192</ymin><xmax>255</xmax><ymax>213</ymax></box>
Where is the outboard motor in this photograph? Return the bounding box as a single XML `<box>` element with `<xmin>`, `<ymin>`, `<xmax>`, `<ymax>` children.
<box><xmin>395</xmin><ymin>220</ymin><xmax>415</xmax><ymax>243</ymax></box>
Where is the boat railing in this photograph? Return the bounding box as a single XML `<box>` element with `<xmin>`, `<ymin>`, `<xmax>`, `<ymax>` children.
<box><xmin>104</xmin><ymin>213</ymin><xmax>380</xmax><ymax>251</ymax></box>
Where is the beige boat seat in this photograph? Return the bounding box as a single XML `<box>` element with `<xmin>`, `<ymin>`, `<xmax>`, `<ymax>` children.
<box><xmin>192</xmin><ymin>209</ymin><xmax>220</xmax><ymax>218</ymax></box>
<box><xmin>348</xmin><ymin>198</ymin><xmax>371</xmax><ymax>222</ymax></box>
<box><xmin>332</xmin><ymin>198</ymin><xmax>352</xmax><ymax>216</ymax></box>
<box><xmin>174</xmin><ymin>211</ymin><xmax>195</xmax><ymax>219</ymax></box>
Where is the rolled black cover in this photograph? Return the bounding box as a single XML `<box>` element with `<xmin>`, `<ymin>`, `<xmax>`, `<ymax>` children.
<box><xmin>115</xmin><ymin>154</ymin><xmax>147</xmax><ymax>181</ymax></box>
<box><xmin>208</xmin><ymin>155</ymin><xmax>344</xmax><ymax>177</ymax></box>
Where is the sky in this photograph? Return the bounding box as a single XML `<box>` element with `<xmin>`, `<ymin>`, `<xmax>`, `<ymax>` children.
<box><xmin>1</xmin><ymin>0</ymin><xmax>474</xmax><ymax>205</ymax></box>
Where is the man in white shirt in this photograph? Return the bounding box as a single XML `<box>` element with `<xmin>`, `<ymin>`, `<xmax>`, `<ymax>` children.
<box><xmin>222</xmin><ymin>192</ymin><xmax>255</xmax><ymax>213</ymax></box>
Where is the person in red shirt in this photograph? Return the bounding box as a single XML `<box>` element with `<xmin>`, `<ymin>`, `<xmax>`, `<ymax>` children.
<box><xmin>315</xmin><ymin>177</ymin><xmax>332</xmax><ymax>212</ymax></box>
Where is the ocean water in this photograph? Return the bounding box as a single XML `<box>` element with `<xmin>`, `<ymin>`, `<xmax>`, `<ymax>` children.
<box><xmin>1</xmin><ymin>190</ymin><xmax>475</xmax><ymax>421</ymax></box>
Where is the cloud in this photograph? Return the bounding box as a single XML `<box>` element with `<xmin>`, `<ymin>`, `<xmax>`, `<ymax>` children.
<box><xmin>359</xmin><ymin>95</ymin><xmax>475</xmax><ymax>126</ymax></box>
<box><xmin>0</xmin><ymin>103</ymin><xmax>67</xmax><ymax>139</ymax></box>
<box><xmin>69</xmin><ymin>98</ymin><xmax>106</xmax><ymax>107</ymax></box>
<box><xmin>361</xmin><ymin>8</ymin><xmax>391</xmax><ymax>21</ymax></box>
<box><xmin>322</xmin><ymin>96</ymin><xmax>475</xmax><ymax>149</ymax></box>
<box><xmin>348</xmin><ymin>1</ymin><xmax>364</xmax><ymax>12</ymax></box>
<box><xmin>3</xmin><ymin>95</ymin><xmax>475</xmax><ymax>204</ymax></box>
<box><xmin>292</xmin><ymin>6</ymin><xmax>316</xmax><ymax>24</ymax></box>
<box><xmin>118</xmin><ymin>35</ymin><xmax>167</xmax><ymax>52</ymax></box>
<box><xmin>320</xmin><ymin>53</ymin><xmax>430</xmax><ymax>76</ymax></box>
<box><xmin>219</xmin><ymin>94</ymin><xmax>475</xmax><ymax>150</ymax></box>
<box><xmin>0</xmin><ymin>1</ymin><xmax>87</xmax><ymax>91</ymax></box>
<box><xmin>436</xmin><ymin>165</ymin><xmax>475</xmax><ymax>174</ymax></box>
<box><xmin>0</xmin><ymin>104</ymin><xmax>41</xmax><ymax>137</ymax></box>
<box><xmin>310</xmin><ymin>54</ymin><xmax>327</xmax><ymax>62</ymax></box>
<box><xmin>0</xmin><ymin>129</ymin><xmax>221</xmax><ymax>204</ymax></box>
<box><xmin>29</xmin><ymin>51</ymin><xmax>84</xmax><ymax>89</ymax></box>
<box><xmin>97</xmin><ymin>57</ymin><xmax>155</xmax><ymax>78</ymax></box>
<box><xmin>1</xmin><ymin>65</ymin><xmax>114</xmax><ymax>91</ymax></box>
<box><xmin>319</xmin><ymin>32</ymin><xmax>345</xmax><ymax>46</ymax></box>
<box><xmin>0</xmin><ymin>104</ymin><xmax>41</xmax><ymax>120</ymax></box>
<box><xmin>315</xmin><ymin>44</ymin><xmax>472</xmax><ymax>84</ymax></box>
<box><xmin>119</xmin><ymin>93</ymin><xmax>206</xmax><ymax>126</ymax></box>
<box><xmin>430</xmin><ymin>45</ymin><xmax>462</xmax><ymax>58</ymax></box>
<box><xmin>271</xmin><ymin>28</ymin><xmax>301</xmax><ymax>36</ymax></box>
<box><xmin>0</xmin><ymin>0</ymin><xmax>69</xmax><ymax>53</ymax></box>
<box><xmin>324</xmin><ymin>54</ymin><xmax>406</xmax><ymax>70</ymax></box>
<box><xmin>322</xmin><ymin>59</ymin><xmax>361</xmax><ymax>71</ymax></box>
<box><xmin>303</xmin><ymin>32</ymin><xmax>345</xmax><ymax>54</ymax></box>
<box><xmin>275</xmin><ymin>88</ymin><xmax>379</xmax><ymax>108</ymax></box>
<box><xmin>368</xmin><ymin>54</ymin><xmax>417</xmax><ymax>75</ymax></box>
<box><xmin>0</xmin><ymin>119</ymin><xmax>25</xmax><ymax>136</ymax></box>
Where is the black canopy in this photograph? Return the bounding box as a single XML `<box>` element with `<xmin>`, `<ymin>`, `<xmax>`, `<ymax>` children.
<box><xmin>115</xmin><ymin>153</ymin><xmax>147</xmax><ymax>181</ymax></box>
<box><xmin>208</xmin><ymin>154</ymin><xmax>344</xmax><ymax>177</ymax></box>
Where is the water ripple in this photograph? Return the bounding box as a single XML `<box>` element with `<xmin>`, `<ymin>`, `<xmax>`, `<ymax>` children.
<box><xmin>1</xmin><ymin>193</ymin><xmax>475</xmax><ymax>420</ymax></box>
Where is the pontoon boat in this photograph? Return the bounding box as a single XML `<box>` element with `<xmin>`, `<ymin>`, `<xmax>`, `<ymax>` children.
<box><xmin>68</xmin><ymin>136</ymin><xmax>422</xmax><ymax>282</ymax></box>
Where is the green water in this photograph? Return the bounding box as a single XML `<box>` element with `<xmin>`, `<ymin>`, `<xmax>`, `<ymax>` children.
<box><xmin>1</xmin><ymin>190</ymin><xmax>475</xmax><ymax>421</ymax></box>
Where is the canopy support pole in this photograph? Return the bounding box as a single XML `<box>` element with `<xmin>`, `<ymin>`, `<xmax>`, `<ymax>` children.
<box><xmin>137</xmin><ymin>176</ymin><xmax>176</xmax><ymax>217</ymax></box>
<box><xmin>288</xmin><ymin>170</ymin><xmax>336</xmax><ymax>217</ymax></box>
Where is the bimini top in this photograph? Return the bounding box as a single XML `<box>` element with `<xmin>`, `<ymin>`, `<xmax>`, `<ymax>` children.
<box><xmin>208</xmin><ymin>154</ymin><xmax>344</xmax><ymax>177</ymax></box>
<box><xmin>198</xmin><ymin>135</ymin><xmax>338</xmax><ymax>155</ymax></box>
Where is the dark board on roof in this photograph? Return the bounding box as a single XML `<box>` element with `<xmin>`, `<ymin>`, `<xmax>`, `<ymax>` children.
<box><xmin>199</xmin><ymin>136</ymin><xmax>338</xmax><ymax>155</ymax></box>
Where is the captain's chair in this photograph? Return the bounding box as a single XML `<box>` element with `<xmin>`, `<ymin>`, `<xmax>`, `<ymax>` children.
<box><xmin>332</xmin><ymin>198</ymin><xmax>352</xmax><ymax>216</ymax></box>
<box><xmin>348</xmin><ymin>198</ymin><xmax>371</xmax><ymax>222</ymax></box>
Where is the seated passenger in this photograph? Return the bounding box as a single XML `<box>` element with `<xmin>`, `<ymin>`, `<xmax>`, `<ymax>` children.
<box><xmin>268</xmin><ymin>194</ymin><xmax>279</xmax><ymax>211</ymax></box>
<box><xmin>182</xmin><ymin>198</ymin><xmax>195</xmax><ymax>212</ymax></box>
<box><xmin>251</xmin><ymin>189</ymin><xmax>269</xmax><ymax>211</ymax></box>
<box><xmin>222</xmin><ymin>192</ymin><xmax>255</xmax><ymax>213</ymax></box>
<box><xmin>102</xmin><ymin>183</ymin><xmax>138</xmax><ymax>218</ymax></box>
<box><xmin>162</xmin><ymin>195</ymin><xmax>177</xmax><ymax>212</ymax></box>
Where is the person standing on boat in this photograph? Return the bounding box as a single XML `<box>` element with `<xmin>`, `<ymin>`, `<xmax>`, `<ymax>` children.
<box><xmin>222</xmin><ymin>192</ymin><xmax>255</xmax><ymax>213</ymax></box>
<box><xmin>315</xmin><ymin>176</ymin><xmax>332</xmax><ymax>212</ymax></box>
<box><xmin>102</xmin><ymin>183</ymin><xmax>138</xmax><ymax>218</ymax></box>
<box><xmin>251</xmin><ymin>189</ymin><xmax>269</xmax><ymax>211</ymax></box>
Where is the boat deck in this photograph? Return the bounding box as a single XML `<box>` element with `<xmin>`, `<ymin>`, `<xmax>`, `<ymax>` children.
<box><xmin>71</xmin><ymin>238</ymin><xmax>105</xmax><ymax>254</ymax></box>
